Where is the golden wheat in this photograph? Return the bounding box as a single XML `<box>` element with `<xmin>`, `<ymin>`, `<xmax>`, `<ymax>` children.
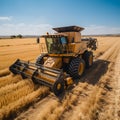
<box><xmin>0</xmin><ymin>86</ymin><xmax>49</xmax><ymax>120</ymax></box>
<box><xmin>0</xmin><ymin>80</ymin><xmax>32</xmax><ymax>97</ymax></box>
<box><xmin>0</xmin><ymin>74</ymin><xmax>21</xmax><ymax>88</ymax></box>
<box><xmin>0</xmin><ymin>38</ymin><xmax>39</xmax><ymax>70</ymax></box>
<box><xmin>0</xmin><ymin>68</ymin><xmax>10</xmax><ymax>77</ymax></box>
<box><xmin>0</xmin><ymin>80</ymin><xmax>34</xmax><ymax>109</ymax></box>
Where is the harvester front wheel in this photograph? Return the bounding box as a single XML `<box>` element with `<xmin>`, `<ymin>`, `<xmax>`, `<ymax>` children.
<box><xmin>69</xmin><ymin>58</ymin><xmax>85</xmax><ymax>78</ymax></box>
<box><xmin>53</xmin><ymin>79</ymin><xmax>65</xmax><ymax>96</ymax></box>
<box><xmin>36</xmin><ymin>53</ymin><xmax>47</xmax><ymax>65</ymax></box>
<box><xmin>83</xmin><ymin>51</ymin><xmax>93</xmax><ymax>68</ymax></box>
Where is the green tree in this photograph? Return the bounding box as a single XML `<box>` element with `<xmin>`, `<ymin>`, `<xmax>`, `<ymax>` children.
<box><xmin>10</xmin><ymin>35</ymin><xmax>16</xmax><ymax>39</ymax></box>
<box><xmin>17</xmin><ymin>34</ymin><xmax>22</xmax><ymax>38</ymax></box>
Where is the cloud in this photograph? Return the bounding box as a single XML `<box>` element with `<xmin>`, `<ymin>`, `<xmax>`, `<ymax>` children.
<box><xmin>0</xmin><ymin>16</ymin><xmax>12</xmax><ymax>21</ymax></box>
<box><xmin>82</xmin><ymin>25</ymin><xmax>120</xmax><ymax>35</ymax></box>
<box><xmin>0</xmin><ymin>23</ymin><xmax>120</xmax><ymax>35</ymax></box>
<box><xmin>0</xmin><ymin>23</ymin><xmax>54</xmax><ymax>35</ymax></box>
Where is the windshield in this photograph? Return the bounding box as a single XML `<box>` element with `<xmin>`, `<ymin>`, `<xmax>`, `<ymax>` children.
<box><xmin>46</xmin><ymin>37</ymin><xmax>67</xmax><ymax>54</ymax></box>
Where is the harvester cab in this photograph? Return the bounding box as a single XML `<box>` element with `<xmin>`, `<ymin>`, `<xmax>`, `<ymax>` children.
<box><xmin>39</xmin><ymin>35</ymin><xmax>68</xmax><ymax>54</ymax></box>
<box><xmin>9</xmin><ymin>26</ymin><xmax>97</xmax><ymax>96</ymax></box>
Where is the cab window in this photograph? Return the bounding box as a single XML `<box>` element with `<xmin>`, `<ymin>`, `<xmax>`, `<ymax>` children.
<box><xmin>46</xmin><ymin>37</ymin><xmax>62</xmax><ymax>53</ymax></box>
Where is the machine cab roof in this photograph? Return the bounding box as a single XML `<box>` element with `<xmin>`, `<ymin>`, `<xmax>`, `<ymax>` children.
<box><xmin>53</xmin><ymin>26</ymin><xmax>84</xmax><ymax>32</ymax></box>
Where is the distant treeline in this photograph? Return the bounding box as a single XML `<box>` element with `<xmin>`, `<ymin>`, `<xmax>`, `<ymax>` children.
<box><xmin>0</xmin><ymin>34</ymin><xmax>120</xmax><ymax>39</ymax></box>
<box><xmin>0</xmin><ymin>35</ymin><xmax>39</xmax><ymax>39</ymax></box>
<box><xmin>10</xmin><ymin>34</ymin><xmax>23</xmax><ymax>39</ymax></box>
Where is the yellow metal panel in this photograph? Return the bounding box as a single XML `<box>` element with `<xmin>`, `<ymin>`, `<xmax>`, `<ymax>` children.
<box><xmin>48</xmin><ymin>53</ymin><xmax>75</xmax><ymax>57</ymax></box>
<box><xmin>61</xmin><ymin>31</ymin><xmax>81</xmax><ymax>43</ymax></box>
<box><xmin>37</xmin><ymin>73</ymin><xmax>55</xmax><ymax>84</ymax></box>
<box><xmin>44</xmin><ymin>57</ymin><xmax>62</xmax><ymax>68</ymax></box>
<box><xmin>68</xmin><ymin>43</ymin><xmax>75</xmax><ymax>53</ymax></box>
<box><xmin>74</xmin><ymin>32</ymin><xmax>81</xmax><ymax>42</ymax></box>
<box><xmin>68</xmin><ymin>42</ymin><xmax>87</xmax><ymax>54</ymax></box>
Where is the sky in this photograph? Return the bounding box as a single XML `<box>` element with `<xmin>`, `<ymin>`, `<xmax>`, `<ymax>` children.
<box><xmin>0</xmin><ymin>0</ymin><xmax>120</xmax><ymax>35</ymax></box>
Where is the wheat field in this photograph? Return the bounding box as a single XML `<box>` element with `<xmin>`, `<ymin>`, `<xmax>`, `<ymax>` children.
<box><xmin>0</xmin><ymin>37</ymin><xmax>120</xmax><ymax>120</ymax></box>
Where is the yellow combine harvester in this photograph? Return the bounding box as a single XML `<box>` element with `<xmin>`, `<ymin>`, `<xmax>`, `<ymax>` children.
<box><xmin>9</xmin><ymin>26</ymin><xmax>97</xmax><ymax>96</ymax></box>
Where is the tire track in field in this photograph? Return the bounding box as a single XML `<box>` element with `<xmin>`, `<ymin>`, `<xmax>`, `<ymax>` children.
<box><xmin>114</xmin><ymin>50</ymin><xmax>120</xmax><ymax>120</ymax></box>
<box><xmin>97</xmin><ymin>47</ymin><xmax>120</xmax><ymax>120</ymax></box>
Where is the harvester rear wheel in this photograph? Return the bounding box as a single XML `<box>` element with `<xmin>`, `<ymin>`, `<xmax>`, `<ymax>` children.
<box><xmin>83</xmin><ymin>51</ymin><xmax>93</xmax><ymax>68</ymax></box>
<box><xmin>69</xmin><ymin>57</ymin><xmax>85</xmax><ymax>78</ymax></box>
<box><xmin>36</xmin><ymin>53</ymin><xmax>47</xmax><ymax>65</ymax></box>
<box><xmin>53</xmin><ymin>79</ymin><xmax>65</xmax><ymax>96</ymax></box>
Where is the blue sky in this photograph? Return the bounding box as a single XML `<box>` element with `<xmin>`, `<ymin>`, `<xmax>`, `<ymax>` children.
<box><xmin>0</xmin><ymin>0</ymin><xmax>120</xmax><ymax>35</ymax></box>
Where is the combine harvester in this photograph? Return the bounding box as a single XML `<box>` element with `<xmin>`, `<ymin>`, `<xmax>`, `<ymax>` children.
<box><xmin>9</xmin><ymin>26</ymin><xmax>97</xmax><ymax>96</ymax></box>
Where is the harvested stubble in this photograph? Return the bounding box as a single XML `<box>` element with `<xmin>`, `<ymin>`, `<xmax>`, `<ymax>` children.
<box><xmin>0</xmin><ymin>86</ymin><xmax>49</xmax><ymax>120</ymax></box>
<box><xmin>0</xmin><ymin>74</ymin><xmax>21</xmax><ymax>88</ymax></box>
<box><xmin>78</xmin><ymin>86</ymin><xmax>103</xmax><ymax>120</ymax></box>
<box><xmin>68</xmin><ymin>71</ymin><xmax>113</xmax><ymax>120</ymax></box>
<box><xmin>36</xmin><ymin>83</ymin><xmax>88</xmax><ymax>120</ymax></box>
<box><xmin>0</xmin><ymin>68</ymin><xmax>10</xmax><ymax>77</ymax></box>
<box><xmin>36</xmin><ymin>99</ymin><xmax>59</xmax><ymax>120</ymax></box>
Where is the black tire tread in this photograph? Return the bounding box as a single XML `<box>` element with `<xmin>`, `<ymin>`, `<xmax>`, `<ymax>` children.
<box><xmin>36</xmin><ymin>53</ymin><xmax>47</xmax><ymax>65</ymax></box>
<box><xmin>53</xmin><ymin>79</ymin><xmax>65</xmax><ymax>96</ymax></box>
<box><xmin>69</xmin><ymin>57</ymin><xmax>85</xmax><ymax>78</ymax></box>
<box><xmin>83</xmin><ymin>51</ymin><xmax>93</xmax><ymax>68</ymax></box>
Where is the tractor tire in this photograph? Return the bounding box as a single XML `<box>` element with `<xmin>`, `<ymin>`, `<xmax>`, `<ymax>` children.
<box><xmin>68</xmin><ymin>57</ymin><xmax>85</xmax><ymax>78</ymax></box>
<box><xmin>36</xmin><ymin>53</ymin><xmax>47</xmax><ymax>65</ymax></box>
<box><xmin>53</xmin><ymin>78</ymin><xmax>65</xmax><ymax>96</ymax></box>
<box><xmin>83</xmin><ymin>51</ymin><xmax>93</xmax><ymax>68</ymax></box>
